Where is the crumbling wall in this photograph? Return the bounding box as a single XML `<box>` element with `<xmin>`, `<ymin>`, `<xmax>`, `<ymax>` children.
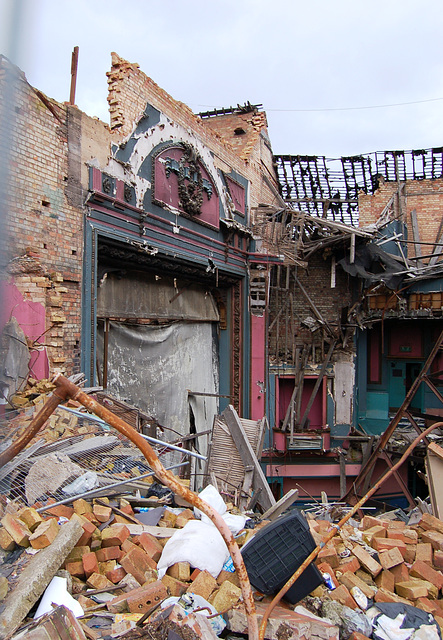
<box><xmin>0</xmin><ymin>58</ymin><xmax>89</xmax><ymax>376</ymax></box>
<box><xmin>359</xmin><ymin>177</ymin><xmax>443</xmax><ymax>262</ymax></box>
<box><xmin>268</xmin><ymin>255</ymin><xmax>354</xmax><ymax>366</ymax></box>
<box><xmin>106</xmin><ymin>53</ymin><xmax>277</xmax><ymax>213</ymax></box>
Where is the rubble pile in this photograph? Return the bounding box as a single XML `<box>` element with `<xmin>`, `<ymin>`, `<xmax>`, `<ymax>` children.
<box><xmin>2</xmin><ymin>486</ymin><xmax>443</xmax><ymax>639</ymax></box>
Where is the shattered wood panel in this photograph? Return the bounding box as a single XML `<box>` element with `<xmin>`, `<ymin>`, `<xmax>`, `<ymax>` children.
<box><xmin>206</xmin><ymin>415</ymin><xmax>262</xmax><ymax>500</ymax></box>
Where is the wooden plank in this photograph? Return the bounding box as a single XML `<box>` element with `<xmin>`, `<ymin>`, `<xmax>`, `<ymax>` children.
<box><xmin>299</xmin><ymin>340</ymin><xmax>337</xmax><ymax>430</ymax></box>
<box><xmin>222</xmin><ymin>405</ymin><xmax>275</xmax><ymax>511</ymax></box>
<box><xmin>428</xmin><ymin>442</ymin><xmax>443</xmax><ymax>461</ymax></box>
<box><xmin>426</xmin><ymin>449</ymin><xmax>443</xmax><ymax>518</ymax></box>
<box><xmin>260</xmin><ymin>489</ymin><xmax>299</xmax><ymax>521</ymax></box>
<box><xmin>410</xmin><ymin>209</ymin><xmax>423</xmax><ymax>267</ymax></box>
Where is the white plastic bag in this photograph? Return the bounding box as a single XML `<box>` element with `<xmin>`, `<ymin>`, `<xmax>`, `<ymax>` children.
<box><xmin>34</xmin><ymin>576</ymin><xmax>84</xmax><ymax>619</ymax></box>
<box><xmin>157</xmin><ymin>520</ymin><xmax>229</xmax><ymax>578</ymax></box>
<box><xmin>194</xmin><ymin>484</ymin><xmax>227</xmax><ymax>522</ymax></box>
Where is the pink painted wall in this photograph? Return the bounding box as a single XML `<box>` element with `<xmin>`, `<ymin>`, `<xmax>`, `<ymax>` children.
<box><xmin>250</xmin><ymin>314</ymin><xmax>266</xmax><ymax>419</ymax></box>
<box><xmin>0</xmin><ymin>281</ymin><xmax>49</xmax><ymax>380</ymax></box>
<box><xmin>277</xmin><ymin>375</ymin><xmax>326</xmax><ymax>428</ymax></box>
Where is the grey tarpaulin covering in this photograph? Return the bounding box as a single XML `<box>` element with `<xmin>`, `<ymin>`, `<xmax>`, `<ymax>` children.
<box><xmin>338</xmin><ymin>243</ymin><xmax>405</xmax><ymax>290</ymax></box>
<box><xmin>97</xmin><ymin>321</ymin><xmax>219</xmax><ymax>466</ymax></box>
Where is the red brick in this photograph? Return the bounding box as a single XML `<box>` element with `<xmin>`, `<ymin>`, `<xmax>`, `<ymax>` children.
<box><xmin>420</xmin><ymin>530</ymin><xmax>443</xmax><ymax>551</ymax></box>
<box><xmin>416</xmin><ymin>543</ymin><xmax>433</xmax><ymax>564</ymax></box>
<box><xmin>45</xmin><ymin>504</ymin><xmax>75</xmax><ymax>519</ymax></box>
<box><xmin>65</xmin><ymin>561</ymin><xmax>86</xmax><ymax>579</ymax></box>
<box><xmin>387</xmin><ymin>528</ymin><xmax>418</xmax><ymax>544</ymax></box>
<box><xmin>434</xmin><ymin>550</ymin><xmax>443</xmax><ymax>569</ymax></box>
<box><xmin>360</xmin><ymin>515</ymin><xmax>384</xmax><ymax>530</ymax></box>
<box><xmin>329</xmin><ymin>584</ymin><xmax>357</xmax><ymax>609</ymax></box>
<box><xmin>161</xmin><ymin>574</ymin><xmax>189</xmax><ymax>597</ymax></box>
<box><xmin>371</xmin><ymin>537</ymin><xmax>407</xmax><ymax>558</ymax></box>
<box><xmin>375</xmin><ymin>570</ymin><xmax>395</xmax><ymax>593</ymax></box>
<box><xmin>106</xmin><ymin>566</ymin><xmax>127</xmax><ymax>584</ymax></box>
<box><xmin>82</xmin><ymin>551</ymin><xmax>99</xmax><ymax>578</ymax></box>
<box><xmin>339</xmin><ymin>556</ymin><xmax>360</xmax><ymax>573</ymax></box>
<box><xmin>29</xmin><ymin>518</ymin><xmax>59</xmax><ymax>549</ymax></box>
<box><xmin>410</xmin><ymin>560</ymin><xmax>443</xmax><ymax>590</ymax></box>
<box><xmin>101</xmin><ymin>524</ymin><xmax>130</xmax><ymax>548</ymax></box>
<box><xmin>1</xmin><ymin>513</ymin><xmax>31</xmax><ymax>547</ymax></box>
<box><xmin>419</xmin><ymin>513</ymin><xmax>443</xmax><ymax>535</ymax></box>
<box><xmin>120</xmin><ymin>546</ymin><xmax>157</xmax><ymax>585</ymax></box>
<box><xmin>379</xmin><ymin>546</ymin><xmax>403</xmax><ymax>570</ymax></box>
<box><xmin>139</xmin><ymin>531</ymin><xmax>163</xmax><ymax>562</ymax></box>
<box><xmin>93</xmin><ymin>504</ymin><xmax>113</xmax><ymax>523</ymax></box>
<box><xmin>317</xmin><ymin>546</ymin><xmax>339</xmax><ymax>568</ymax></box>
<box><xmin>351</xmin><ymin>545</ymin><xmax>382</xmax><ymax>577</ymax></box>
<box><xmin>390</xmin><ymin>563</ymin><xmax>410</xmax><ymax>585</ymax></box>
<box><xmin>126</xmin><ymin>580</ymin><xmax>168</xmax><ymax>614</ymax></box>
<box><xmin>96</xmin><ymin>545</ymin><xmax>123</xmax><ymax>562</ymax></box>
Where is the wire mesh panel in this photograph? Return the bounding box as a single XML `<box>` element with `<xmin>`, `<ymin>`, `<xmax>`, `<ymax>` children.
<box><xmin>0</xmin><ymin>403</ymin><xmax>185</xmax><ymax>510</ymax></box>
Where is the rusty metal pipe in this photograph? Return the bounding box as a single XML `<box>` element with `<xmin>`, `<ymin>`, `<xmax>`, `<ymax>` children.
<box><xmin>52</xmin><ymin>374</ymin><xmax>258</xmax><ymax>640</ymax></box>
<box><xmin>258</xmin><ymin>422</ymin><xmax>443</xmax><ymax>640</ymax></box>
<box><xmin>0</xmin><ymin>387</ymin><xmax>68</xmax><ymax>467</ymax></box>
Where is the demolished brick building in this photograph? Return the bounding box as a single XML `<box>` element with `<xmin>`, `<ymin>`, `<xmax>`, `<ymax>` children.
<box><xmin>0</xmin><ymin>53</ymin><xmax>280</xmax><ymax>476</ymax></box>
<box><xmin>260</xmin><ymin>152</ymin><xmax>443</xmax><ymax>506</ymax></box>
<box><xmin>1</xmin><ymin>53</ymin><xmax>443</xmax><ymax>507</ymax></box>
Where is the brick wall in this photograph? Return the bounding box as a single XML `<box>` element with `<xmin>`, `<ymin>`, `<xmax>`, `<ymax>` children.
<box><xmin>1</xmin><ymin>58</ymin><xmax>83</xmax><ymax>375</ymax></box>
<box><xmin>1</xmin><ymin>53</ymin><xmax>279</xmax><ymax>382</ymax></box>
<box><xmin>359</xmin><ymin>177</ymin><xmax>443</xmax><ymax>261</ymax></box>
<box><xmin>268</xmin><ymin>255</ymin><xmax>353</xmax><ymax>366</ymax></box>
<box><xmin>106</xmin><ymin>53</ymin><xmax>277</xmax><ymax>211</ymax></box>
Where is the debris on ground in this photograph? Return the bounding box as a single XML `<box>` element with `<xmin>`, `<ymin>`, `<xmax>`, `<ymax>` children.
<box><xmin>1</xmin><ymin>385</ymin><xmax>443</xmax><ymax>640</ymax></box>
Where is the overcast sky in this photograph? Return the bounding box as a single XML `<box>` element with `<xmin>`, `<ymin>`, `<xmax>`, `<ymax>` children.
<box><xmin>2</xmin><ymin>0</ymin><xmax>443</xmax><ymax>158</ymax></box>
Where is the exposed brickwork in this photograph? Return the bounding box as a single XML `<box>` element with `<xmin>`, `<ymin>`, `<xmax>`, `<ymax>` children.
<box><xmin>358</xmin><ymin>176</ymin><xmax>443</xmax><ymax>262</ymax></box>
<box><xmin>106</xmin><ymin>53</ymin><xmax>278</xmax><ymax>209</ymax></box>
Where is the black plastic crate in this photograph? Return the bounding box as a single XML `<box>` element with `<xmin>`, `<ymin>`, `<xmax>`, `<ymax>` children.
<box><xmin>241</xmin><ymin>509</ymin><xmax>323</xmax><ymax>602</ymax></box>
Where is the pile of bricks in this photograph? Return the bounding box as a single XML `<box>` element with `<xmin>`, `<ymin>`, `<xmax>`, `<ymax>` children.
<box><xmin>309</xmin><ymin>511</ymin><xmax>443</xmax><ymax>636</ymax></box>
<box><xmin>0</xmin><ymin>495</ymin><xmax>243</xmax><ymax>635</ymax></box>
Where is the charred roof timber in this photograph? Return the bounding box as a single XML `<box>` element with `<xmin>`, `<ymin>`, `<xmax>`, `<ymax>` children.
<box><xmin>198</xmin><ymin>102</ymin><xmax>263</xmax><ymax>118</ymax></box>
<box><xmin>274</xmin><ymin>147</ymin><xmax>443</xmax><ymax>227</ymax></box>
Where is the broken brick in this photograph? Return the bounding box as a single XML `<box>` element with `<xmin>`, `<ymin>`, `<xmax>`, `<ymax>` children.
<box><xmin>210</xmin><ymin>579</ymin><xmax>242</xmax><ymax>612</ymax></box>
<box><xmin>161</xmin><ymin>574</ymin><xmax>189</xmax><ymax>597</ymax></box>
<box><xmin>82</xmin><ymin>551</ymin><xmax>99</xmax><ymax>578</ymax></box>
<box><xmin>28</xmin><ymin>518</ymin><xmax>59</xmax><ymax>549</ymax></box>
<box><xmin>96</xmin><ymin>545</ymin><xmax>122</xmax><ymax>562</ymax></box>
<box><xmin>167</xmin><ymin>562</ymin><xmax>191</xmax><ymax>582</ymax></box>
<box><xmin>186</xmin><ymin>569</ymin><xmax>217</xmax><ymax>600</ymax></box>
<box><xmin>126</xmin><ymin>580</ymin><xmax>168</xmax><ymax>614</ymax></box>
<box><xmin>17</xmin><ymin>507</ymin><xmax>43</xmax><ymax>532</ymax></box>
<box><xmin>86</xmin><ymin>572</ymin><xmax>115</xmax><ymax>590</ymax></box>
<box><xmin>410</xmin><ymin>560</ymin><xmax>443</xmax><ymax>590</ymax></box>
<box><xmin>139</xmin><ymin>531</ymin><xmax>163</xmax><ymax>562</ymax></box>
<box><xmin>101</xmin><ymin>523</ymin><xmax>130</xmax><ymax>548</ymax></box>
<box><xmin>1</xmin><ymin>513</ymin><xmax>31</xmax><ymax>547</ymax></box>
<box><xmin>120</xmin><ymin>545</ymin><xmax>157</xmax><ymax>585</ymax></box>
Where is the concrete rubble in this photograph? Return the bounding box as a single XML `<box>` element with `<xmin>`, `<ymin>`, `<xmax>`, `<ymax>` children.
<box><xmin>1</xmin><ymin>388</ymin><xmax>443</xmax><ymax>640</ymax></box>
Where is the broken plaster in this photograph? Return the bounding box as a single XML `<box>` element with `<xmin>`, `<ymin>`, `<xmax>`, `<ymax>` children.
<box><xmin>100</xmin><ymin>113</ymin><xmax>232</xmax><ymax>215</ymax></box>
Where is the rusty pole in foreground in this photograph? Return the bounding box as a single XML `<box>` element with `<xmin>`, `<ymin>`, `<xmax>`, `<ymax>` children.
<box><xmin>258</xmin><ymin>421</ymin><xmax>443</xmax><ymax>640</ymax></box>
<box><xmin>50</xmin><ymin>374</ymin><xmax>258</xmax><ymax>640</ymax></box>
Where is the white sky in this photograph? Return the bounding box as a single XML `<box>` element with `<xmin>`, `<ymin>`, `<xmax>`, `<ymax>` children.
<box><xmin>2</xmin><ymin>0</ymin><xmax>443</xmax><ymax>157</ymax></box>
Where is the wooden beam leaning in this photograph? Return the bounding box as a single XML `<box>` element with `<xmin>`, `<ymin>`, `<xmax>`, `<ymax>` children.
<box><xmin>222</xmin><ymin>405</ymin><xmax>276</xmax><ymax>511</ymax></box>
